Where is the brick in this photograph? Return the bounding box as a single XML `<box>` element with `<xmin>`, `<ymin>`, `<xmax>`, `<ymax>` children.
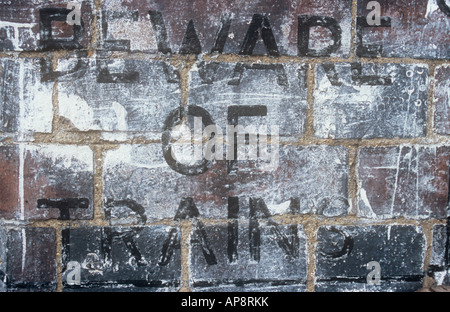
<box><xmin>315</xmin><ymin>225</ymin><xmax>426</xmax><ymax>292</ymax></box>
<box><xmin>193</xmin><ymin>284</ymin><xmax>305</xmax><ymax>292</ymax></box>
<box><xmin>357</xmin><ymin>145</ymin><xmax>450</xmax><ymax>220</ymax></box>
<box><xmin>189</xmin><ymin>222</ymin><xmax>308</xmax><ymax>291</ymax></box>
<box><xmin>428</xmin><ymin>224</ymin><xmax>450</xmax><ymax>285</ymax></box>
<box><xmin>0</xmin><ymin>0</ymin><xmax>93</xmax><ymax>51</ymax></box>
<box><xmin>0</xmin><ymin>146</ymin><xmax>20</xmax><ymax>220</ymax></box>
<box><xmin>0</xmin><ymin>58</ymin><xmax>53</xmax><ymax>137</ymax></box>
<box><xmin>314</xmin><ymin>63</ymin><xmax>429</xmax><ymax>139</ymax></box>
<box><xmin>434</xmin><ymin>65</ymin><xmax>450</xmax><ymax>134</ymax></box>
<box><xmin>101</xmin><ymin>0</ymin><xmax>352</xmax><ymax>57</ymax></box>
<box><xmin>0</xmin><ymin>144</ymin><xmax>94</xmax><ymax>221</ymax></box>
<box><xmin>55</xmin><ymin>58</ymin><xmax>181</xmax><ymax>141</ymax></box>
<box><xmin>356</xmin><ymin>0</ymin><xmax>450</xmax><ymax>59</ymax></box>
<box><xmin>0</xmin><ymin>229</ymin><xmax>6</xmax><ymax>291</ymax></box>
<box><xmin>103</xmin><ymin>144</ymin><xmax>349</xmax><ymax>222</ymax></box>
<box><xmin>189</xmin><ymin>61</ymin><xmax>308</xmax><ymax>138</ymax></box>
<box><xmin>61</xmin><ymin>226</ymin><xmax>181</xmax><ymax>291</ymax></box>
<box><xmin>0</xmin><ymin>227</ymin><xmax>56</xmax><ymax>291</ymax></box>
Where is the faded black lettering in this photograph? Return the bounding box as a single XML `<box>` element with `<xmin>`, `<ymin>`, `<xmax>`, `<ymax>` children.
<box><xmin>148</xmin><ymin>10</ymin><xmax>172</xmax><ymax>54</ymax></box>
<box><xmin>297</xmin><ymin>15</ymin><xmax>342</xmax><ymax>57</ymax></box>
<box><xmin>249</xmin><ymin>198</ymin><xmax>300</xmax><ymax>262</ymax></box>
<box><xmin>351</xmin><ymin>63</ymin><xmax>392</xmax><ymax>85</ymax></box>
<box><xmin>96</xmin><ymin>59</ymin><xmax>140</xmax><ymax>83</ymax></box>
<box><xmin>37</xmin><ymin>198</ymin><xmax>89</xmax><ymax>220</ymax></box>
<box><xmin>39</xmin><ymin>8</ymin><xmax>83</xmax><ymax>51</ymax></box>
<box><xmin>356</xmin><ymin>16</ymin><xmax>391</xmax><ymax>57</ymax></box>
<box><xmin>211</xmin><ymin>13</ymin><xmax>233</xmax><ymax>53</ymax></box>
<box><xmin>239</xmin><ymin>14</ymin><xmax>279</xmax><ymax>56</ymax></box>
<box><xmin>179</xmin><ymin>20</ymin><xmax>202</xmax><ymax>54</ymax></box>
<box><xmin>101</xmin><ymin>10</ymin><xmax>138</xmax><ymax>51</ymax></box>
<box><xmin>40</xmin><ymin>56</ymin><xmax>88</xmax><ymax>82</ymax></box>
<box><xmin>162</xmin><ymin>105</ymin><xmax>215</xmax><ymax>176</ymax></box>
<box><xmin>228</xmin><ymin>63</ymin><xmax>288</xmax><ymax>86</ymax></box>
<box><xmin>226</xmin><ymin>105</ymin><xmax>267</xmax><ymax>174</ymax></box>
<box><xmin>437</xmin><ymin>0</ymin><xmax>450</xmax><ymax>17</ymax></box>
<box><xmin>174</xmin><ymin>198</ymin><xmax>217</xmax><ymax>265</ymax></box>
<box><xmin>227</xmin><ymin>197</ymin><xmax>239</xmax><ymax>263</ymax></box>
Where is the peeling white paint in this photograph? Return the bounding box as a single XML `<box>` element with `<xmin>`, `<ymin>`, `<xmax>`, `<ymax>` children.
<box><xmin>359</xmin><ymin>188</ymin><xmax>377</xmax><ymax>219</ymax></box>
<box><xmin>267</xmin><ymin>200</ymin><xmax>291</xmax><ymax>215</ymax></box>
<box><xmin>425</xmin><ymin>0</ymin><xmax>440</xmax><ymax>18</ymax></box>
<box><xmin>25</xmin><ymin>144</ymin><xmax>94</xmax><ymax>172</ymax></box>
<box><xmin>59</xmin><ymin>92</ymin><xmax>97</xmax><ymax>131</ymax></box>
<box><xmin>21</xmin><ymin>228</ymin><xmax>26</xmax><ymax>272</ymax></box>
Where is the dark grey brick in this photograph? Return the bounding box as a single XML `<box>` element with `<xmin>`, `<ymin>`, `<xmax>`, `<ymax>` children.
<box><xmin>356</xmin><ymin>0</ymin><xmax>450</xmax><ymax>59</ymax></box>
<box><xmin>55</xmin><ymin>58</ymin><xmax>181</xmax><ymax>141</ymax></box>
<box><xmin>314</xmin><ymin>63</ymin><xmax>428</xmax><ymax>139</ymax></box>
<box><xmin>189</xmin><ymin>222</ymin><xmax>308</xmax><ymax>291</ymax></box>
<box><xmin>61</xmin><ymin>226</ymin><xmax>181</xmax><ymax>291</ymax></box>
<box><xmin>428</xmin><ymin>224</ymin><xmax>450</xmax><ymax>285</ymax></box>
<box><xmin>315</xmin><ymin>225</ymin><xmax>426</xmax><ymax>292</ymax></box>
<box><xmin>434</xmin><ymin>65</ymin><xmax>450</xmax><ymax>134</ymax></box>
<box><xmin>103</xmin><ymin>144</ymin><xmax>349</xmax><ymax>221</ymax></box>
<box><xmin>0</xmin><ymin>228</ymin><xmax>7</xmax><ymax>292</ymax></box>
<box><xmin>193</xmin><ymin>284</ymin><xmax>306</xmax><ymax>292</ymax></box>
<box><xmin>0</xmin><ymin>227</ymin><xmax>56</xmax><ymax>292</ymax></box>
<box><xmin>189</xmin><ymin>61</ymin><xmax>308</xmax><ymax>139</ymax></box>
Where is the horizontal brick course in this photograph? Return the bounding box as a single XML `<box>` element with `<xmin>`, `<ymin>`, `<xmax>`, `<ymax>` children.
<box><xmin>101</xmin><ymin>0</ymin><xmax>352</xmax><ymax>56</ymax></box>
<box><xmin>103</xmin><ymin>144</ymin><xmax>349</xmax><ymax>222</ymax></box>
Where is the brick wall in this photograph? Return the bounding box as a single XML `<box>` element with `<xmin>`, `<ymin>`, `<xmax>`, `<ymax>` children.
<box><xmin>0</xmin><ymin>0</ymin><xmax>449</xmax><ymax>292</ymax></box>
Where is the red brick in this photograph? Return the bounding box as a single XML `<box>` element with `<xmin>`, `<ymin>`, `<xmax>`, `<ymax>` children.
<box><xmin>23</xmin><ymin>145</ymin><xmax>94</xmax><ymax>220</ymax></box>
<box><xmin>0</xmin><ymin>0</ymin><xmax>93</xmax><ymax>51</ymax></box>
<box><xmin>0</xmin><ymin>146</ymin><xmax>20</xmax><ymax>220</ymax></box>
<box><xmin>357</xmin><ymin>145</ymin><xmax>450</xmax><ymax>219</ymax></box>
<box><xmin>0</xmin><ymin>144</ymin><xmax>94</xmax><ymax>221</ymax></box>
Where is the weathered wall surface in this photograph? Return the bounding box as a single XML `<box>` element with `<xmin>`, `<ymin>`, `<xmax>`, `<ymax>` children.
<box><xmin>0</xmin><ymin>0</ymin><xmax>449</xmax><ymax>292</ymax></box>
